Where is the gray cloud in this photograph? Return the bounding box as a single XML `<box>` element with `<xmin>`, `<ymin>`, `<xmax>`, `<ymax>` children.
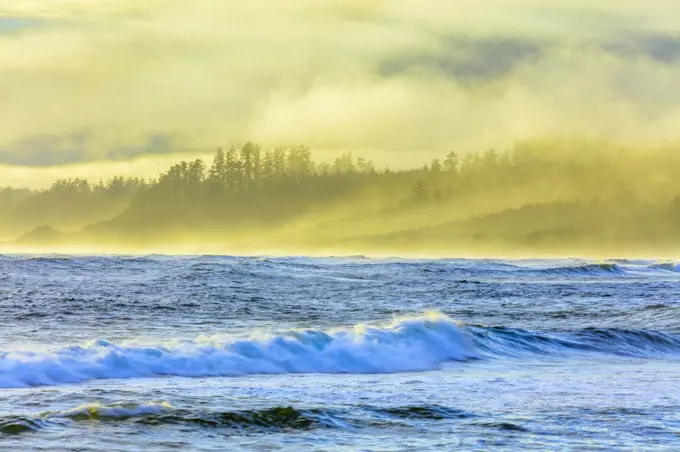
<box><xmin>379</xmin><ymin>35</ymin><xmax>546</xmax><ymax>81</ymax></box>
<box><xmin>603</xmin><ymin>34</ymin><xmax>680</xmax><ymax>64</ymax></box>
<box><xmin>0</xmin><ymin>133</ymin><xmax>179</xmax><ymax>166</ymax></box>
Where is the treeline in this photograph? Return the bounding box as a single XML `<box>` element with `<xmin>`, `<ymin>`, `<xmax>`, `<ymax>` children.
<box><xmin>112</xmin><ymin>145</ymin><xmax>384</xmax><ymax>233</ymax></box>
<box><xmin>0</xmin><ymin>176</ymin><xmax>146</xmax><ymax>239</ymax></box>
<box><xmin>4</xmin><ymin>139</ymin><xmax>680</xmax><ymax>254</ymax></box>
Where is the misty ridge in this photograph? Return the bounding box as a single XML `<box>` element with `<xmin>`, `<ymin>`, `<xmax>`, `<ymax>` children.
<box><xmin>2</xmin><ymin>138</ymin><xmax>680</xmax><ymax>256</ymax></box>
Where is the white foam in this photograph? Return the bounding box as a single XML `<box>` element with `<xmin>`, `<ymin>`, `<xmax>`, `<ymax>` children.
<box><xmin>0</xmin><ymin>313</ymin><xmax>478</xmax><ymax>388</ymax></box>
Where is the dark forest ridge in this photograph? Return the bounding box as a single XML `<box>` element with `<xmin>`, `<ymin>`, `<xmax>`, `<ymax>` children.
<box><xmin>2</xmin><ymin>139</ymin><xmax>680</xmax><ymax>256</ymax></box>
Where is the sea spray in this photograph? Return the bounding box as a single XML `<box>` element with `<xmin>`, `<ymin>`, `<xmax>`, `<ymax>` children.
<box><xmin>0</xmin><ymin>313</ymin><xmax>477</xmax><ymax>388</ymax></box>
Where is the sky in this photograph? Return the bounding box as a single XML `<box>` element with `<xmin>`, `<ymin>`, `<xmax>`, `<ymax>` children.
<box><xmin>1</xmin><ymin>0</ymin><xmax>679</xmax><ymax>186</ymax></box>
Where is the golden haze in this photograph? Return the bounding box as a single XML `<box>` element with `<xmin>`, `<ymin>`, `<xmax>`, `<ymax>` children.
<box><xmin>1</xmin><ymin>2</ymin><xmax>679</xmax><ymax>256</ymax></box>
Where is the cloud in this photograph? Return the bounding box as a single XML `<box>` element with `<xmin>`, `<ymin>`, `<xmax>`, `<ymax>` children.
<box><xmin>0</xmin><ymin>0</ymin><xmax>680</xmax><ymax>166</ymax></box>
<box><xmin>0</xmin><ymin>132</ymin><xmax>181</xmax><ymax>166</ymax></box>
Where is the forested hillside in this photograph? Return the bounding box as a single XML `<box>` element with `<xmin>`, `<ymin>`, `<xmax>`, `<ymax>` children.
<box><xmin>4</xmin><ymin>140</ymin><xmax>680</xmax><ymax>256</ymax></box>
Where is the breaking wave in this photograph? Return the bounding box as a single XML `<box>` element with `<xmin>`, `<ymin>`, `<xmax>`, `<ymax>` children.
<box><xmin>2</xmin><ymin>313</ymin><xmax>680</xmax><ymax>388</ymax></box>
<box><xmin>0</xmin><ymin>314</ymin><xmax>477</xmax><ymax>388</ymax></box>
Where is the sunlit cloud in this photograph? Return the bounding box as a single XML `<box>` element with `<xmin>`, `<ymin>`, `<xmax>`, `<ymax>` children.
<box><xmin>0</xmin><ymin>0</ymin><xmax>679</xmax><ymax>166</ymax></box>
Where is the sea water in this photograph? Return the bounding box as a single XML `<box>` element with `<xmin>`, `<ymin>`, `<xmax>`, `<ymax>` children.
<box><xmin>1</xmin><ymin>255</ymin><xmax>680</xmax><ymax>451</ymax></box>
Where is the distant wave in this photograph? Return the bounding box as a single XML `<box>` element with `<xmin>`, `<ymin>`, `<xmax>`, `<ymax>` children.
<box><xmin>25</xmin><ymin>256</ymin><xmax>74</xmax><ymax>264</ymax></box>
<box><xmin>8</xmin><ymin>255</ymin><xmax>680</xmax><ymax>280</ymax></box>
<box><xmin>538</xmin><ymin>260</ymin><xmax>680</xmax><ymax>276</ymax></box>
<box><xmin>647</xmin><ymin>262</ymin><xmax>680</xmax><ymax>272</ymax></box>
<box><xmin>2</xmin><ymin>313</ymin><xmax>680</xmax><ymax>388</ymax></box>
<box><xmin>537</xmin><ymin>263</ymin><xmax>625</xmax><ymax>276</ymax></box>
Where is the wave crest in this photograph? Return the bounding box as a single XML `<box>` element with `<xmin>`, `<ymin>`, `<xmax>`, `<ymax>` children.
<box><xmin>0</xmin><ymin>313</ymin><xmax>477</xmax><ymax>388</ymax></box>
<box><xmin>539</xmin><ymin>263</ymin><xmax>625</xmax><ymax>276</ymax></box>
<box><xmin>3</xmin><ymin>312</ymin><xmax>680</xmax><ymax>389</ymax></box>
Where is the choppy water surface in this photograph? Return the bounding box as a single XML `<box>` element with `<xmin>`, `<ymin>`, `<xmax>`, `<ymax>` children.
<box><xmin>2</xmin><ymin>256</ymin><xmax>680</xmax><ymax>451</ymax></box>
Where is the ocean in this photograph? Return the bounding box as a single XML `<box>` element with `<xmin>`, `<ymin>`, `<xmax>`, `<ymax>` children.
<box><xmin>1</xmin><ymin>255</ymin><xmax>679</xmax><ymax>451</ymax></box>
